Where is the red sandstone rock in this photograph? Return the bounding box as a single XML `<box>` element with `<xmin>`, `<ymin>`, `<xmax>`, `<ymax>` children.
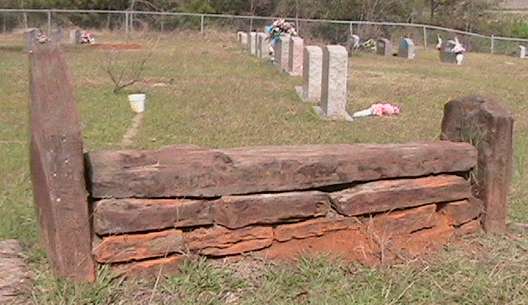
<box><xmin>86</xmin><ymin>142</ymin><xmax>477</xmax><ymax>199</ymax></box>
<box><xmin>93</xmin><ymin>198</ymin><xmax>213</xmax><ymax>235</ymax></box>
<box><xmin>441</xmin><ymin>96</ymin><xmax>514</xmax><ymax>233</ymax></box>
<box><xmin>93</xmin><ymin>230</ymin><xmax>184</xmax><ymax>263</ymax></box>
<box><xmin>212</xmin><ymin>192</ymin><xmax>330</xmax><ymax>229</ymax></box>
<box><xmin>262</xmin><ymin>226</ymin><xmax>379</xmax><ymax>265</ymax></box>
<box><xmin>112</xmin><ymin>255</ymin><xmax>185</xmax><ymax>278</ymax></box>
<box><xmin>367</xmin><ymin>204</ymin><xmax>438</xmax><ymax>236</ymax></box>
<box><xmin>185</xmin><ymin>226</ymin><xmax>273</xmax><ymax>257</ymax></box>
<box><xmin>274</xmin><ymin>217</ymin><xmax>358</xmax><ymax>242</ymax></box>
<box><xmin>440</xmin><ymin>198</ymin><xmax>482</xmax><ymax>226</ymax></box>
<box><xmin>331</xmin><ymin>175</ymin><xmax>471</xmax><ymax>216</ymax></box>
<box><xmin>29</xmin><ymin>44</ymin><xmax>95</xmax><ymax>282</ymax></box>
<box><xmin>455</xmin><ymin>220</ymin><xmax>481</xmax><ymax>236</ymax></box>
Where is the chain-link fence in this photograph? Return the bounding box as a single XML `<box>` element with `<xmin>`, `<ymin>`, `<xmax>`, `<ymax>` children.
<box><xmin>1</xmin><ymin>9</ymin><xmax>527</xmax><ymax>56</ymax></box>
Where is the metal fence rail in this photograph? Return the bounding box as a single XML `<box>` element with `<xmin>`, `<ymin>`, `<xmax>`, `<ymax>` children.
<box><xmin>1</xmin><ymin>8</ymin><xmax>527</xmax><ymax>55</ymax></box>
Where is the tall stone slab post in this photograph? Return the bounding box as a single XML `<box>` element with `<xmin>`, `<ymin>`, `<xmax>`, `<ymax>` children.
<box><xmin>256</xmin><ymin>32</ymin><xmax>269</xmax><ymax>59</ymax></box>
<box><xmin>249</xmin><ymin>32</ymin><xmax>257</xmax><ymax>55</ymax></box>
<box><xmin>29</xmin><ymin>43</ymin><xmax>96</xmax><ymax>282</ymax></box>
<box><xmin>520</xmin><ymin>46</ymin><xmax>526</xmax><ymax>59</ymax></box>
<box><xmin>296</xmin><ymin>46</ymin><xmax>322</xmax><ymax>103</ymax></box>
<box><xmin>441</xmin><ymin>96</ymin><xmax>514</xmax><ymax>233</ymax></box>
<box><xmin>288</xmin><ymin>36</ymin><xmax>304</xmax><ymax>76</ymax></box>
<box><xmin>315</xmin><ymin>45</ymin><xmax>352</xmax><ymax>121</ymax></box>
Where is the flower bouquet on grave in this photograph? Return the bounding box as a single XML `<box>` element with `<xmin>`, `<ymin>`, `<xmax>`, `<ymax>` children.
<box><xmin>80</xmin><ymin>31</ymin><xmax>95</xmax><ymax>44</ymax></box>
<box><xmin>266</xmin><ymin>18</ymin><xmax>298</xmax><ymax>58</ymax></box>
<box><xmin>352</xmin><ymin>103</ymin><xmax>401</xmax><ymax>118</ymax></box>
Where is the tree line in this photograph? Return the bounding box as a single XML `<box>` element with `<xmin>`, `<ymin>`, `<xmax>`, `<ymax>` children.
<box><xmin>1</xmin><ymin>0</ymin><xmax>527</xmax><ymax>37</ymax></box>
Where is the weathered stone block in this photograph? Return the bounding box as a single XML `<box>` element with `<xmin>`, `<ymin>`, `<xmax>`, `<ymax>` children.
<box><xmin>93</xmin><ymin>198</ymin><xmax>213</xmax><ymax>235</ymax></box>
<box><xmin>87</xmin><ymin>142</ymin><xmax>477</xmax><ymax>199</ymax></box>
<box><xmin>398</xmin><ymin>38</ymin><xmax>415</xmax><ymax>59</ymax></box>
<box><xmin>330</xmin><ymin>175</ymin><xmax>471</xmax><ymax>217</ymax></box>
<box><xmin>212</xmin><ymin>191</ymin><xmax>330</xmax><ymax>229</ymax></box>
<box><xmin>29</xmin><ymin>44</ymin><xmax>95</xmax><ymax>282</ymax></box>
<box><xmin>440</xmin><ymin>198</ymin><xmax>482</xmax><ymax>226</ymax></box>
<box><xmin>377</xmin><ymin>38</ymin><xmax>392</xmax><ymax>56</ymax></box>
<box><xmin>274</xmin><ymin>217</ymin><xmax>357</xmax><ymax>242</ymax></box>
<box><xmin>239</xmin><ymin>32</ymin><xmax>248</xmax><ymax>46</ymax></box>
<box><xmin>185</xmin><ymin>226</ymin><xmax>273</xmax><ymax>256</ymax></box>
<box><xmin>93</xmin><ymin>230</ymin><xmax>184</xmax><ymax>263</ymax></box>
<box><xmin>441</xmin><ymin>96</ymin><xmax>514</xmax><ymax>233</ymax></box>
<box><xmin>319</xmin><ymin>45</ymin><xmax>352</xmax><ymax>121</ymax></box>
<box><xmin>288</xmin><ymin>36</ymin><xmax>304</xmax><ymax>76</ymax></box>
<box><xmin>520</xmin><ymin>45</ymin><xmax>526</xmax><ymax>59</ymax></box>
<box><xmin>299</xmin><ymin>46</ymin><xmax>322</xmax><ymax>102</ymax></box>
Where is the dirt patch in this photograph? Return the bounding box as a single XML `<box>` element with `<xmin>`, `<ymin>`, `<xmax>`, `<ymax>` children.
<box><xmin>91</xmin><ymin>43</ymin><xmax>143</xmax><ymax>50</ymax></box>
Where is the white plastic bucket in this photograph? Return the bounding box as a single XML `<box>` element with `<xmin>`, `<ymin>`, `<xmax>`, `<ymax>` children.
<box><xmin>128</xmin><ymin>94</ymin><xmax>146</xmax><ymax>113</ymax></box>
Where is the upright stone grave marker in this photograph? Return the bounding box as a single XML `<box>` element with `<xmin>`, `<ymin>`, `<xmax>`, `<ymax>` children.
<box><xmin>377</xmin><ymin>38</ymin><xmax>392</xmax><ymax>56</ymax></box>
<box><xmin>25</xmin><ymin>29</ymin><xmax>39</xmax><ymax>52</ymax></box>
<box><xmin>274</xmin><ymin>35</ymin><xmax>291</xmax><ymax>72</ymax></box>
<box><xmin>520</xmin><ymin>46</ymin><xmax>526</xmax><ymax>59</ymax></box>
<box><xmin>256</xmin><ymin>32</ymin><xmax>269</xmax><ymax>59</ymax></box>
<box><xmin>315</xmin><ymin>45</ymin><xmax>353</xmax><ymax>121</ymax></box>
<box><xmin>240</xmin><ymin>32</ymin><xmax>248</xmax><ymax>47</ymax></box>
<box><xmin>69</xmin><ymin>29</ymin><xmax>81</xmax><ymax>44</ymax></box>
<box><xmin>249</xmin><ymin>32</ymin><xmax>257</xmax><ymax>55</ymax></box>
<box><xmin>296</xmin><ymin>46</ymin><xmax>322</xmax><ymax>103</ymax></box>
<box><xmin>398</xmin><ymin>38</ymin><xmax>416</xmax><ymax>59</ymax></box>
<box><xmin>288</xmin><ymin>36</ymin><xmax>304</xmax><ymax>76</ymax></box>
<box><xmin>29</xmin><ymin>43</ymin><xmax>96</xmax><ymax>282</ymax></box>
<box><xmin>439</xmin><ymin>41</ymin><xmax>458</xmax><ymax>64</ymax></box>
<box><xmin>49</xmin><ymin>28</ymin><xmax>64</xmax><ymax>44</ymax></box>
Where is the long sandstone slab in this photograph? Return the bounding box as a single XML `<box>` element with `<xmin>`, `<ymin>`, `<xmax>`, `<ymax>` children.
<box><xmin>212</xmin><ymin>192</ymin><xmax>330</xmax><ymax>229</ymax></box>
<box><xmin>86</xmin><ymin>142</ymin><xmax>477</xmax><ymax>199</ymax></box>
<box><xmin>93</xmin><ymin>198</ymin><xmax>213</xmax><ymax>235</ymax></box>
<box><xmin>331</xmin><ymin>175</ymin><xmax>471</xmax><ymax>216</ymax></box>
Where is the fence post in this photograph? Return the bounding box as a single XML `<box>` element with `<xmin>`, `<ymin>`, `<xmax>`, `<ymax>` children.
<box><xmin>423</xmin><ymin>26</ymin><xmax>428</xmax><ymax>49</ymax></box>
<box><xmin>47</xmin><ymin>10</ymin><xmax>52</xmax><ymax>34</ymax></box>
<box><xmin>200</xmin><ymin>14</ymin><xmax>205</xmax><ymax>34</ymax></box>
<box><xmin>491</xmin><ymin>34</ymin><xmax>495</xmax><ymax>54</ymax></box>
<box><xmin>125</xmin><ymin>11</ymin><xmax>129</xmax><ymax>35</ymax></box>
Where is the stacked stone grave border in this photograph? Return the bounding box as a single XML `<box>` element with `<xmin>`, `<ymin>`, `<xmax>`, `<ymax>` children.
<box><xmin>30</xmin><ymin>36</ymin><xmax>513</xmax><ymax>283</ymax></box>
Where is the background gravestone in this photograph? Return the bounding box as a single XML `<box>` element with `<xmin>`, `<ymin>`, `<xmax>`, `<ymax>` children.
<box><xmin>520</xmin><ymin>46</ymin><xmax>526</xmax><ymax>59</ymax></box>
<box><xmin>376</xmin><ymin>38</ymin><xmax>392</xmax><ymax>56</ymax></box>
<box><xmin>249</xmin><ymin>32</ymin><xmax>257</xmax><ymax>55</ymax></box>
<box><xmin>297</xmin><ymin>45</ymin><xmax>322</xmax><ymax>103</ymax></box>
<box><xmin>316</xmin><ymin>45</ymin><xmax>353</xmax><ymax>121</ymax></box>
<box><xmin>288</xmin><ymin>36</ymin><xmax>304</xmax><ymax>76</ymax></box>
<box><xmin>439</xmin><ymin>41</ymin><xmax>458</xmax><ymax>64</ymax></box>
<box><xmin>25</xmin><ymin>29</ymin><xmax>39</xmax><ymax>52</ymax></box>
<box><xmin>398</xmin><ymin>38</ymin><xmax>416</xmax><ymax>59</ymax></box>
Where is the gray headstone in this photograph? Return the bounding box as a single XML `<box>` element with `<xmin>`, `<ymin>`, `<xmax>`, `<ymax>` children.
<box><xmin>69</xmin><ymin>29</ymin><xmax>81</xmax><ymax>44</ymax></box>
<box><xmin>25</xmin><ymin>29</ymin><xmax>39</xmax><ymax>52</ymax></box>
<box><xmin>398</xmin><ymin>38</ymin><xmax>415</xmax><ymax>59</ymax></box>
<box><xmin>317</xmin><ymin>45</ymin><xmax>352</xmax><ymax>121</ymax></box>
<box><xmin>439</xmin><ymin>41</ymin><xmax>458</xmax><ymax>64</ymax></box>
<box><xmin>49</xmin><ymin>28</ymin><xmax>64</xmax><ymax>44</ymax></box>
<box><xmin>249</xmin><ymin>32</ymin><xmax>257</xmax><ymax>55</ymax></box>
<box><xmin>240</xmin><ymin>32</ymin><xmax>248</xmax><ymax>46</ymax></box>
<box><xmin>256</xmin><ymin>33</ymin><xmax>269</xmax><ymax>59</ymax></box>
<box><xmin>275</xmin><ymin>35</ymin><xmax>291</xmax><ymax>72</ymax></box>
<box><xmin>298</xmin><ymin>46</ymin><xmax>322</xmax><ymax>103</ymax></box>
<box><xmin>289</xmin><ymin>36</ymin><xmax>304</xmax><ymax>76</ymax></box>
<box><xmin>520</xmin><ymin>46</ymin><xmax>526</xmax><ymax>59</ymax></box>
<box><xmin>377</xmin><ymin>38</ymin><xmax>392</xmax><ymax>56</ymax></box>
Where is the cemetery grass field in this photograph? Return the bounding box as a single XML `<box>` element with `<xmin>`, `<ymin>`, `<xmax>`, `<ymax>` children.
<box><xmin>1</xmin><ymin>31</ymin><xmax>528</xmax><ymax>304</ymax></box>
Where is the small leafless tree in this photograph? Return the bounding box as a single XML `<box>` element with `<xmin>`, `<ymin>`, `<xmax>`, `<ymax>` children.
<box><xmin>102</xmin><ymin>37</ymin><xmax>159</xmax><ymax>94</ymax></box>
